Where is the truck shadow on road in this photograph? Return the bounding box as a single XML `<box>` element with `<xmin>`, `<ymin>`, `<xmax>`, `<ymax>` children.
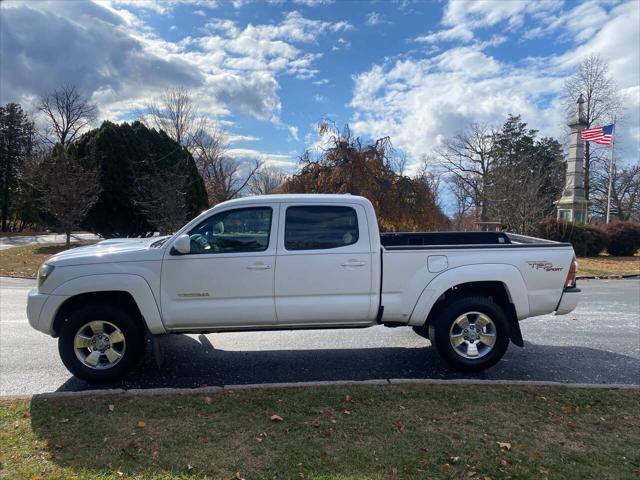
<box><xmin>51</xmin><ymin>333</ymin><xmax>640</xmax><ymax>392</ymax></box>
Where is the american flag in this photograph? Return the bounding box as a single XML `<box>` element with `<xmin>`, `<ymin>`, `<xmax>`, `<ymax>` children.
<box><xmin>581</xmin><ymin>124</ymin><xmax>614</xmax><ymax>145</ymax></box>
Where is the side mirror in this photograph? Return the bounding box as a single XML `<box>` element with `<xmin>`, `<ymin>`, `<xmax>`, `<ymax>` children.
<box><xmin>172</xmin><ymin>234</ymin><xmax>191</xmax><ymax>254</ymax></box>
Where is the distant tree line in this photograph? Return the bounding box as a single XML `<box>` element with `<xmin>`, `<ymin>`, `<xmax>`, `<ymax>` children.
<box><xmin>0</xmin><ymin>54</ymin><xmax>636</xmax><ymax>241</ymax></box>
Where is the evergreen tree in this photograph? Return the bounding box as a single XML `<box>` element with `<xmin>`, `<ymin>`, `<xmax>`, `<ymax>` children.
<box><xmin>72</xmin><ymin>121</ymin><xmax>208</xmax><ymax>237</ymax></box>
<box><xmin>0</xmin><ymin>103</ymin><xmax>34</xmax><ymax>231</ymax></box>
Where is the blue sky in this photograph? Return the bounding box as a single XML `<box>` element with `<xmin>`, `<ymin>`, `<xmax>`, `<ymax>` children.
<box><xmin>1</xmin><ymin>0</ymin><xmax>638</xmax><ymax>183</ymax></box>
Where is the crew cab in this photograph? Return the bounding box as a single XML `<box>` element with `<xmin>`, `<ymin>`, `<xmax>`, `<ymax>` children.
<box><xmin>27</xmin><ymin>194</ymin><xmax>580</xmax><ymax>382</ymax></box>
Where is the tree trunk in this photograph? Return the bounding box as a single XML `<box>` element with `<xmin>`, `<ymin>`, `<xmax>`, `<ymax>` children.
<box><xmin>66</xmin><ymin>230</ymin><xmax>71</xmax><ymax>249</ymax></box>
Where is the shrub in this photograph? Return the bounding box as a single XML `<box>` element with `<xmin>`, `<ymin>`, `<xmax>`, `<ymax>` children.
<box><xmin>535</xmin><ymin>218</ymin><xmax>609</xmax><ymax>257</ymax></box>
<box><xmin>601</xmin><ymin>222</ymin><xmax>640</xmax><ymax>256</ymax></box>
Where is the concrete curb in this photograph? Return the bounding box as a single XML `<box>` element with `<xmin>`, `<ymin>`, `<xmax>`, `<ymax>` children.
<box><xmin>2</xmin><ymin>378</ymin><xmax>637</xmax><ymax>402</ymax></box>
<box><xmin>577</xmin><ymin>274</ymin><xmax>639</xmax><ymax>280</ymax></box>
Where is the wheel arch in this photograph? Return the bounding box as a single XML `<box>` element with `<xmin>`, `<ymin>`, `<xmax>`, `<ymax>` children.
<box><xmin>409</xmin><ymin>265</ymin><xmax>528</xmax><ymax>346</ymax></box>
<box><xmin>50</xmin><ymin>274</ymin><xmax>165</xmax><ymax>337</ymax></box>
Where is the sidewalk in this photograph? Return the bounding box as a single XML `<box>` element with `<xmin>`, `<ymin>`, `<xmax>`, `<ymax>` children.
<box><xmin>0</xmin><ymin>232</ymin><xmax>101</xmax><ymax>250</ymax></box>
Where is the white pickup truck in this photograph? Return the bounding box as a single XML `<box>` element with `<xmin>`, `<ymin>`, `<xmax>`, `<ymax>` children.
<box><xmin>27</xmin><ymin>194</ymin><xmax>580</xmax><ymax>382</ymax></box>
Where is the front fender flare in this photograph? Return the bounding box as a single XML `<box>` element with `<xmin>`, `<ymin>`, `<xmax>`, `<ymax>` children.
<box><xmin>51</xmin><ymin>274</ymin><xmax>165</xmax><ymax>334</ymax></box>
<box><xmin>408</xmin><ymin>264</ymin><xmax>530</xmax><ymax>327</ymax></box>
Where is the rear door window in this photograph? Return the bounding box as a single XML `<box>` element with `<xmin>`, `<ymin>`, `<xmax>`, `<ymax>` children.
<box><xmin>285</xmin><ymin>206</ymin><xmax>359</xmax><ymax>251</ymax></box>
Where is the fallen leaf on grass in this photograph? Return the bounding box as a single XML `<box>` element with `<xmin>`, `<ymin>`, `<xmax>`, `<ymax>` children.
<box><xmin>310</xmin><ymin>417</ymin><xmax>321</xmax><ymax>427</ymax></box>
<box><xmin>270</xmin><ymin>414</ymin><xmax>283</xmax><ymax>422</ymax></box>
<box><xmin>152</xmin><ymin>448</ymin><xmax>160</xmax><ymax>459</ymax></box>
<box><xmin>60</xmin><ymin>418</ymin><xmax>69</xmax><ymax>424</ymax></box>
<box><xmin>108</xmin><ymin>404</ymin><xmax>114</xmax><ymax>412</ymax></box>
<box><xmin>204</xmin><ymin>396</ymin><xmax>212</xmax><ymax>405</ymax></box>
<box><xmin>497</xmin><ymin>442</ymin><xmax>511</xmax><ymax>451</ymax></box>
<box><xmin>187</xmin><ymin>464</ymin><xmax>194</xmax><ymax>471</ymax></box>
<box><xmin>532</xmin><ymin>452</ymin><xmax>541</xmax><ymax>459</ymax></box>
<box><xmin>467</xmin><ymin>471</ymin><xmax>476</xmax><ymax>477</ymax></box>
<box><xmin>136</xmin><ymin>420</ymin><xmax>146</xmax><ymax>428</ymax></box>
<box><xmin>518</xmin><ymin>440</ymin><xmax>526</xmax><ymax>450</ymax></box>
<box><xmin>345</xmin><ymin>395</ymin><xmax>352</xmax><ymax>402</ymax></box>
<box><xmin>449</xmin><ymin>456</ymin><xmax>460</xmax><ymax>464</ymax></box>
<box><xmin>342</xmin><ymin>410</ymin><xmax>351</xmax><ymax>415</ymax></box>
<box><xmin>394</xmin><ymin>421</ymin><xmax>406</xmax><ymax>433</ymax></box>
<box><xmin>442</xmin><ymin>463</ymin><xmax>451</xmax><ymax>471</ymax></box>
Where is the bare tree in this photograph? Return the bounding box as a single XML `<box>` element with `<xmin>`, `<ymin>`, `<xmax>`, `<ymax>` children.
<box><xmin>38</xmin><ymin>85</ymin><xmax>97</xmax><ymax>147</ymax></box>
<box><xmin>191</xmin><ymin>120</ymin><xmax>260</xmax><ymax>204</ymax></box>
<box><xmin>145</xmin><ymin>87</ymin><xmax>196</xmax><ymax>147</ymax></box>
<box><xmin>248</xmin><ymin>166</ymin><xmax>287</xmax><ymax>195</ymax></box>
<box><xmin>591</xmin><ymin>161</ymin><xmax>640</xmax><ymax>222</ymax></box>
<box><xmin>448</xmin><ymin>174</ymin><xmax>475</xmax><ymax>230</ymax></box>
<box><xmin>438</xmin><ymin>123</ymin><xmax>494</xmax><ymax>221</ymax></box>
<box><xmin>134</xmin><ymin>164</ymin><xmax>189</xmax><ymax>235</ymax></box>
<box><xmin>564</xmin><ymin>54</ymin><xmax>621</xmax><ymax>206</ymax></box>
<box><xmin>30</xmin><ymin>146</ymin><xmax>101</xmax><ymax>247</ymax></box>
<box><xmin>389</xmin><ymin>151</ymin><xmax>408</xmax><ymax>177</ymax></box>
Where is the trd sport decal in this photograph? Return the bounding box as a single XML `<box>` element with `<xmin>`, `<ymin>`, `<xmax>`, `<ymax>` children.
<box><xmin>526</xmin><ymin>261</ymin><xmax>563</xmax><ymax>272</ymax></box>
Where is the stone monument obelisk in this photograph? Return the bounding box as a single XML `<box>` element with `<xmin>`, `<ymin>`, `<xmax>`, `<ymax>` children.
<box><xmin>556</xmin><ymin>94</ymin><xmax>588</xmax><ymax>223</ymax></box>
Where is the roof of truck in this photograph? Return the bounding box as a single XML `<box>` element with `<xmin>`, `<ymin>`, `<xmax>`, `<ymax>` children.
<box><xmin>215</xmin><ymin>194</ymin><xmax>370</xmax><ymax>207</ymax></box>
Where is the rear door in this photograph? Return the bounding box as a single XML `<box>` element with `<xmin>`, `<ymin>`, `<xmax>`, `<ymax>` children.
<box><xmin>274</xmin><ymin>203</ymin><xmax>376</xmax><ymax>326</ymax></box>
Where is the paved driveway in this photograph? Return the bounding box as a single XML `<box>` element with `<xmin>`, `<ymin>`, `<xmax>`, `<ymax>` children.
<box><xmin>0</xmin><ymin>233</ymin><xmax>101</xmax><ymax>250</ymax></box>
<box><xmin>0</xmin><ymin>277</ymin><xmax>638</xmax><ymax>396</ymax></box>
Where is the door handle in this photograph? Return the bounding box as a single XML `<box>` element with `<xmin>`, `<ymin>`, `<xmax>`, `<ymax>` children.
<box><xmin>341</xmin><ymin>260</ymin><xmax>366</xmax><ymax>267</ymax></box>
<box><xmin>247</xmin><ymin>263</ymin><xmax>272</xmax><ymax>270</ymax></box>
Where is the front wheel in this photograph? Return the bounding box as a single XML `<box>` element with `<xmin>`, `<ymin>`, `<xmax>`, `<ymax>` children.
<box><xmin>58</xmin><ymin>305</ymin><xmax>145</xmax><ymax>382</ymax></box>
<box><xmin>428</xmin><ymin>296</ymin><xmax>510</xmax><ymax>371</ymax></box>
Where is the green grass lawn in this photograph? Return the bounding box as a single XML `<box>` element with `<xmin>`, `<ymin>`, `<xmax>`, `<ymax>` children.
<box><xmin>0</xmin><ymin>242</ymin><xmax>96</xmax><ymax>278</ymax></box>
<box><xmin>577</xmin><ymin>255</ymin><xmax>639</xmax><ymax>277</ymax></box>
<box><xmin>1</xmin><ymin>385</ymin><xmax>639</xmax><ymax>479</ymax></box>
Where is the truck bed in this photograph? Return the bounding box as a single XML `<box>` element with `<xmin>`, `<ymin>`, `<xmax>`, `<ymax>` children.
<box><xmin>380</xmin><ymin>231</ymin><xmax>571</xmax><ymax>249</ymax></box>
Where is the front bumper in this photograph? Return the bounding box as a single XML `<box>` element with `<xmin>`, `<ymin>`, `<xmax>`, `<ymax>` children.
<box><xmin>554</xmin><ymin>287</ymin><xmax>581</xmax><ymax>315</ymax></box>
<box><xmin>27</xmin><ymin>289</ymin><xmax>69</xmax><ymax>335</ymax></box>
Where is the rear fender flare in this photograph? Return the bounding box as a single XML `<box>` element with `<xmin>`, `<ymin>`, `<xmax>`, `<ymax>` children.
<box><xmin>408</xmin><ymin>264</ymin><xmax>530</xmax><ymax>327</ymax></box>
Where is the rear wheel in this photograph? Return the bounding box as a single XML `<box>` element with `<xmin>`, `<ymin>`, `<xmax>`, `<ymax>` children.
<box><xmin>428</xmin><ymin>296</ymin><xmax>509</xmax><ymax>371</ymax></box>
<box><xmin>58</xmin><ymin>305</ymin><xmax>145</xmax><ymax>382</ymax></box>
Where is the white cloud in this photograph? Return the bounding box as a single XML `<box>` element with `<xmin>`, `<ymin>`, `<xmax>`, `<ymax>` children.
<box><xmin>110</xmin><ymin>0</ymin><xmax>220</xmax><ymax>15</ymax></box>
<box><xmin>0</xmin><ymin>0</ymin><xmax>203</xmax><ymax>118</ymax></box>
<box><xmin>227</xmin><ymin>148</ymin><xmax>296</xmax><ymax>170</ymax></box>
<box><xmin>442</xmin><ymin>0</ymin><xmax>561</xmax><ymax>30</ymax></box>
<box><xmin>415</xmin><ymin>25</ymin><xmax>473</xmax><ymax>43</ymax></box>
<box><xmin>227</xmin><ymin>133</ymin><xmax>261</xmax><ymax>143</ymax></box>
<box><xmin>288</xmin><ymin>125</ymin><xmax>300</xmax><ymax>140</ymax></box>
<box><xmin>365</xmin><ymin>12</ymin><xmax>388</xmax><ymax>26</ymax></box>
<box><xmin>0</xmin><ymin>2</ymin><xmax>351</xmax><ymax>126</ymax></box>
<box><xmin>350</xmin><ymin>0</ymin><xmax>639</xmax><ymax>167</ymax></box>
<box><xmin>193</xmin><ymin>9</ymin><xmax>206</xmax><ymax>16</ymax></box>
<box><xmin>292</xmin><ymin>0</ymin><xmax>334</xmax><ymax>6</ymax></box>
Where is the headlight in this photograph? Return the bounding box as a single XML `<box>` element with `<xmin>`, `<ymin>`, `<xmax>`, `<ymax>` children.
<box><xmin>37</xmin><ymin>264</ymin><xmax>55</xmax><ymax>288</ymax></box>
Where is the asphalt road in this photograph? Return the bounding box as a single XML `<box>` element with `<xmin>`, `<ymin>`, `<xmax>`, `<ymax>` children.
<box><xmin>0</xmin><ymin>233</ymin><xmax>100</xmax><ymax>250</ymax></box>
<box><xmin>1</xmin><ymin>277</ymin><xmax>638</xmax><ymax>395</ymax></box>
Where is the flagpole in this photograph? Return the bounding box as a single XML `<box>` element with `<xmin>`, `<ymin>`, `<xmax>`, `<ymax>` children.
<box><xmin>605</xmin><ymin>118</ymin><xmax>616</xmax><ymax>224</ymax></box>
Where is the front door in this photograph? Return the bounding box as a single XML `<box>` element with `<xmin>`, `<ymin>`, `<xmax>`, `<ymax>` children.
<box><xmin>274</xmin><ymin>204</ymin><xmax>375</xmax><ymax>326</ymax></box>
<box><xmin>161</xmin><ymin>205</ymin><xmax>277</xmax><ymax>330</ymax></box>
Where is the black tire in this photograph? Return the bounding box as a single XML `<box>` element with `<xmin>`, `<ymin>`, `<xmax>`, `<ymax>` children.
<box><xmin>58</xmin><ymin>304</ymin><xmax>145</xmax><ymax>383</ymax></box>
<box><xmin>428</xmin><ymin>295</ymin><xmax>510</xmax><ymax>372</ymax></box>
